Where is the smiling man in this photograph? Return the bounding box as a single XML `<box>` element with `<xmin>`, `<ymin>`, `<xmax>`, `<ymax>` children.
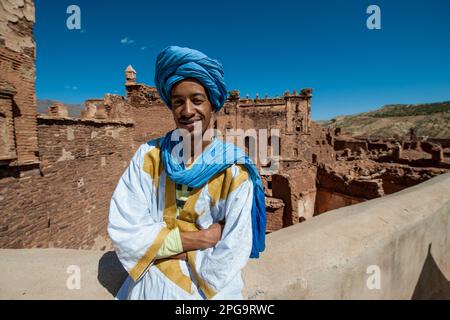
<box><xmin>108</xmin><ymin>46</ymin><xmax>266</xmax><ymax>300</ymax></box>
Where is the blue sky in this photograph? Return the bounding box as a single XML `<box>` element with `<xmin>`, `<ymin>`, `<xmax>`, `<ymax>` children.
<box><xmin>35</xmin><ymin>0</ymin><xmax>450</xmax><ymax>120</ymax></box>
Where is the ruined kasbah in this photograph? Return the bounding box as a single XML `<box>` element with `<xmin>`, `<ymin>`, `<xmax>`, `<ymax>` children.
<box><xmin>1</xmin><ymin>0</ymin><xmax>450</xmax><ymax>300</ymax></box>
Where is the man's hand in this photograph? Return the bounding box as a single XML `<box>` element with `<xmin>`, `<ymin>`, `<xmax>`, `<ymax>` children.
<box><xmin>203</xmin><ymin>221</ymin><xmax>225</xmax><ymax>247</ymax></box>
<box><xmin>180</xmin><ymin>221</ymin><xmax>225</xmax><ymax>251</ymax></box>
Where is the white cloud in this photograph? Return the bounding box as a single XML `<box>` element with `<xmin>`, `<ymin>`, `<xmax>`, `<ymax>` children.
<box><xmin>120</xmin><ymin>37</ymin><xmax>135</xmax><ymax>44</ymax></box>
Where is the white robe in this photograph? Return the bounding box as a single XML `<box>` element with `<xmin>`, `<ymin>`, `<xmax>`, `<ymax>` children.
<box><xmin>108</xmin><ymin>138</ymin><xmax>253</xmax><ymax>300</ymax></box>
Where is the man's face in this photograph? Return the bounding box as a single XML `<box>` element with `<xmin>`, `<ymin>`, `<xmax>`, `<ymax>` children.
<box><xmin>170</xmin><ymin>78</ymin><xmax>213</xmax><ymax>135</ymax></box>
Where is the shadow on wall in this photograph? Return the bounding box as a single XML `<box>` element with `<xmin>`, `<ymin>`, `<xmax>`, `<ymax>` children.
<box><xmin>95</xmin><ymin>245</ymin><xmax>450</xmax><ymax>299</ymax></box>
<box><xmin>97</xmin><ymin>251</ymin><xmax>127</xmax><ymax>297</ymax></box>
<box><xmin>412</xmin><ymin>243</ymin><xmax>450</xmax><ymax>299</ymax></box>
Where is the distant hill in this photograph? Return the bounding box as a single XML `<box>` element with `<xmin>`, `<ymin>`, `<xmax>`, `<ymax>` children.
<box><xmin>318</xmin><ymin>101</ymin><xmax>450</xmax><ymax>139</ymax></box>
<box><xmin>37</xmin><ymin>99</ymin><xmax>84</xmax><ymax>117</ymax></box>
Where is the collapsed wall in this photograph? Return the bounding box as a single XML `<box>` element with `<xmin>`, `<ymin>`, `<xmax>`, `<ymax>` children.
<box><xmin>214</xmin><ymin>90</ymin><xmax>337</xmax><ymax>229</ymax></box>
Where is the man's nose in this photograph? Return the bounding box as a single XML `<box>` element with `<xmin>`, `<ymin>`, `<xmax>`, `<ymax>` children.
<box><xmin>180</xmin><ymin>99</ymin><xmax>195</xmax><ymax>117</ymax></box>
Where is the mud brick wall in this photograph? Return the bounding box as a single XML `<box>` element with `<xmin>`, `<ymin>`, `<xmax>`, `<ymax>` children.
<box><xmin>429</xmin><ymin>138</ymin><xmax>450</xmax><ymax>148</ymax></box>
<box><xmin>130</xmin><ymin>103</ymin><xmax>175</xmax><ymax>145</ymax></box>
<box><xmin>125</xmin><ymin>83</ymin><xmax>175</xmax><ymax>145</ymax></box>
<box><xmin>265</xmin><ymin>197</ymin><xmax>285</xmax><ymax>232</ymax></box>
<box><xmin>0</xmin><ymin>0</ymin><xmax>39</xmax><ymax>165</ymax></box>
<box><xmin>334</xmin><ymin>138</ymin><xmax>368</xmax><ymax>153</ymax></box>
<box><xmin>0</xmin><ymin>82</ymin><xmax>17</xmax><ymax>161</ymax></box>
<box><xmin>0</xmin><ymin>117</ymin><xmax>134</xmax><ymax>249</ymax></box>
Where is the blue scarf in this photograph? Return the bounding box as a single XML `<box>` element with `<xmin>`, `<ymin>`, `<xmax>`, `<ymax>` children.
<box><xmin>160</xmin><ymin>130</ymin><xmax>266</xmax><ymax>258</ymax></box>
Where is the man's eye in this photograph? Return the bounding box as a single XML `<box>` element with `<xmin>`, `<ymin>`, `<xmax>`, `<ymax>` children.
<box><xmin>193</xmin><ymin>99</ymin><xmax>204</xmax><ymax>105</ymax></box>
<box><xmin>173</xmin><ymin>100</ymin><xmax>183</xmax><ymax>106</ymax></box>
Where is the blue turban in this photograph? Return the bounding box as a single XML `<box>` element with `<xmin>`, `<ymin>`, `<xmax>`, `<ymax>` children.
<box><xmin>154</xmin><ymin>46</ymin><xmax>228</xmax><ymax>112</ymax></box>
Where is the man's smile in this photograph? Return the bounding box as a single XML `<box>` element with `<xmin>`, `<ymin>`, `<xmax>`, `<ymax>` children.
<box><xmin>178</xmin><ymin>118</ymin><xmax>203</xmax><ymax>132</ymax></box>
<box><xmin>179</xmin><ymin>118</ymin><xmax>202</xmax><ymax>125</ymax></box>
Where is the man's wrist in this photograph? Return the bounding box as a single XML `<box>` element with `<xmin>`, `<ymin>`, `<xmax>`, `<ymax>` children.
<box><xmin>199</xmin><ymin>228</ymin><xmax>214</xmax><ymax>249</ymax></box>
<box><xmin>180</xmin><ymin>229</ymin><xmax>209</xmax><ymax>251</ymax></box>
<box><xmin>180</xmin><ymin>224</ymin><xmax>222</xmax><ymax>251</ymax></box>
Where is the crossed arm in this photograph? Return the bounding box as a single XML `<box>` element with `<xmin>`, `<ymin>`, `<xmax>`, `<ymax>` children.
<box><xmin>162</xmin><ymin>222</ymin><xmax>224</xmax><ymax>261</ymax></box>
